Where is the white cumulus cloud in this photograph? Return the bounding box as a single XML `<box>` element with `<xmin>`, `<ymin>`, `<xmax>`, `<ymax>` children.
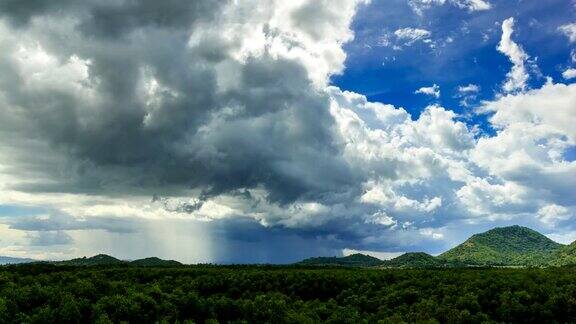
<box><xmin>563</xmin><ymin>68</ymin><xmax>576</xmax><ymax>80</ymax></box>
<box><xmin>458</xmin><ymin>84</ymin><xmax>480</xmax><ymax>93</ymax></box>
<box><xmin>408</xmin><ymin>0</ymin><xmax>491</xmax><ymax>15</ymax></box>
<box><xmin>394</xmin><ymin>27</ymin><xmax>432</xmax><ymax>45</ymax></box>
<box><xmin>415</xmin><ymin>84</ymin><xmax>441</xmax><ymax>98</ymax></box>
<box><xmin>559</xmin><ymin>23</ymin><xmax>576</xmax><ymax>43</ymax></box>
<box><xmin>538</xmin><ymin>204</ymin><xmax>572</xmax><ymax>226</ymax></box>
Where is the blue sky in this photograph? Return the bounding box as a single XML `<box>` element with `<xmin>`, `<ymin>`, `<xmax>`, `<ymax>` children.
<box><xmin>0</xmin><ymin>0</ymin><xmax>574</xmax><ymax>263</ymax></box>
<box><xmin>335</xmin><ymin>0</ymin><xmax>574</xmax><ymax>119</ymax></box>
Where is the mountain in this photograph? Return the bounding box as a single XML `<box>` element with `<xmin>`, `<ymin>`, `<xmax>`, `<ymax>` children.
<box><xmin>381</xmin><ymin>252</ymin><xmax>445</xmax><ymax>268</ymax></box>
<box><xmin>438</xmin><ymin>225</ymin><xmax>563</xmax><ymax>266</ymax></box>
<box><xmin>297</xmin><ymin>253</ymin><xmax>384</xmax><ymax>267</ymax></box>
<box><xmin>130</xmin><ymin>257</ymin><xmax>182</xmax><ymax>267</ymax></box>
<box><xmin>57</xmin><ymin>254</ymin><xmax>125</xmax><ymax>266</ymax></box>
<box><xmin>0</xmin><ymin>256</ymin><xmax>36</xmax><ymax>265</ymax></box>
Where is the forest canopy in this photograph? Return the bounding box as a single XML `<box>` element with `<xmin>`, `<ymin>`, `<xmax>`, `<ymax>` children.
<box><xmin>2</xmin><ymin>263</ymin><xmax>576</xmax><ymax>323</ymax></box>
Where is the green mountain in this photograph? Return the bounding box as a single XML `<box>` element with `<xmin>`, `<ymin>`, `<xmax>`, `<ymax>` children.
<box><xmin>382</xmin><ymin>252</ymin><xmax>445</xmax><ymax>268</ymax></box>
<box><xmin>439</xmin><ymin>225</ymin><xmax>563</xmax><ymax>266</ymax></box>
<box><xmin>297</xmin><ymin>253</ymin><xmax>384</xmax><ymax>267</ymax></box>
<box><xmin>130</xmin><ymin>257</ymin><xmax>182</xmax><ymax>267</ymax></box>
<box><xmin>57</xmin><ymin>254</ymin><xmax>125</xmax><ymax>266</ymax></box>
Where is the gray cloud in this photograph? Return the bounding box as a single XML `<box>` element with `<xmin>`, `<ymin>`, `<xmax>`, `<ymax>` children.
<box><xmin>8</xmin><ymin>212</ymin><xmax>140</xmax><ymax>234</ymax></box>
<box><xmin>79</xmin><ymin>0</ymin><xmax>225</xmax><ymax>39</ymax></box>
<box><xmin>0</xmin><ymin>0</ymin><xmax>361</xmax><ymax>206</ymax></box>
<box><xmin>0</xmin><ymin>0</ymin><xmax>73</xmax><ymax>27</ymax></box>
<box><xmin>27</xmin><ymin>231</ymin><xmax>73</xmax><ymax>246</ymax></box>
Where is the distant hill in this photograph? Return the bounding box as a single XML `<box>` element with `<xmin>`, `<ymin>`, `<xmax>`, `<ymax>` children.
<box><xmin>55</xmin><ymin>254</ymin><xmax>184</xmax><ymax>267</ymax></box>
<box><xmin>130</xmin><ymin>257</ymin><xmax>182</xmax><ymax>267</ymax></box>
<box><xmin>297</xmin><ymin>253</ymin><xmax>384</xmax><ymax>267</ymax></box>
<box><xmin>438</xmin><ymin>225</ymin><xmax>563</xmax><ymax>266</ymax></box>
<box><xmin>297</xmin><ymin>252</ymin><xmax>458</xmax><ymax>269</ymax></box>
<box><xmin>0</xmin><ymin>256</ymin><xmax>36</xmax><ymax>265</ymax></box>
<box><xmin>57</xmin><ymin>254</ymin><xmax>125</xmax><ymax>266</ymax></box>
<box><xmin>381</xmin><ymin>252</ymin><xmax>445</xmax><ymax>268</ymax></box>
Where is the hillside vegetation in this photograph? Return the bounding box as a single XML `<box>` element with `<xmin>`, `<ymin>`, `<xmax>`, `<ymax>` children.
<box><xmin>56</xmin><ymin>254</ymin><xmax>125</xmax><ymax>266</ymax></box>
<box><xmin>547</xmin><ymin>242</ymin><xmax>576</xmax><ymax>266</ymax></box>
<box><xmin>297</xmin><ymin>253</ymin><xmax>384</xmax><ymax>267</ymax></box>
<box><xmin>54</xmin><ymin>254</ymin><xmax>181</xmax><ymax>267</ymax></box>
<box><xmin>129</xmin><ymin>257</ymin><xmax>182</xmax><ymax>267</ymax></box>
<box><xmin>438</xmin><ymin>225</ymin><xmax>563</xmax><ymax>266</ymax></box>
<box><xmin>381</xmin><ymin>252</ymin><xmax>448</xmax><ymax>268</ymax></box>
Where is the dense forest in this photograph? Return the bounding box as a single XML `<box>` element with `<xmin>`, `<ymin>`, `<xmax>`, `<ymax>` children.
<box><xmin>2</xmin><ymin>263</ymin><xmax>576</xmax><ymax>323</ymax></box>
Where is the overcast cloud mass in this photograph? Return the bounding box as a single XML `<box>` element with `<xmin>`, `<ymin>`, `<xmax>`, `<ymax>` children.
<box><xmin>0</xmin><ymin>0</ymin><xmax>575</xmax><ymax>263</ymax></box>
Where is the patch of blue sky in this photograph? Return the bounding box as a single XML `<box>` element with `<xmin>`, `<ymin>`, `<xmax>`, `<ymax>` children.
<box><xmin>0</xmin><ymin>205</ymin><xmax>46</xmax><ymax>218</ymax></box>
<box><xmin>332</xmin><ymin>0</ymin><xmax>575</xmax><ymax>133</ymax></box>
<box><xmin>564</xmin><ymin>146</ymin><xmax>576</xmax><ymax>162</ymax></box>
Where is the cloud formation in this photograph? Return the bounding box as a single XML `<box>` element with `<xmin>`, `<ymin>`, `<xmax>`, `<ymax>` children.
<box><xmin>408</xmin><ymin>0</ymin><xmax>491</xmax><ymax>15</ymax></box>
<box><xmin>497</xmin><ymin>18</ymin><xmax>530</xmax><ymax>93</ymax></box>
<box><xmin>563</xmin><ymin>68</ymin><xmax>576</xmax><ymax>80</ymax></box>
<box><xmin>415</xmin><ymin>84</ymin><xmax>441</xmax><ymax>98</ymax></box>
<box><xmin>458</xmin><ymin>84</ymin><xmax>480</xmax><ymax>93</ymax></box>
<box><xmin>559</xmin><ymin>23</ymin><xmax>576</xmax><ymax>43</ymax></box>
<box><xmin>0</xmin><ymin>0</ymin><xmax>365</xmax><ymax>205</ymax></box>
<box><xmin>394</xmin><ymin>27</ymin><xmax>432</xmax><ymax>45</ymax></box>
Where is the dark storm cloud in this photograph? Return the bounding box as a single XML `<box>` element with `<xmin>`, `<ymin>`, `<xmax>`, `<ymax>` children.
<box><xmin>0</xmin><ymin>0</ymin><xmax>224</xmax><ymax>30</ymax></box>
<box><xmin>0</xmin><ymin>0</ymin><xmax>73</xmax><ymax>27</ymax></box>
<box><xmin>0</xmin><ymin>0</ymin><xmax>362</xmax><ymax>205</ymax></box>
<box><xmin>79</xmin><ymin>0</ymin><xmax>226</xmax><ymax>39</ymax></box>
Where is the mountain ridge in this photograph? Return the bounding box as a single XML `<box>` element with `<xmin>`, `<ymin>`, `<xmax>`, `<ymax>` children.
<box><xmin>129</xmin><ymin>257</ymin><xmax>183</xmax><ymax>267</ymax></box>
<box><xmin>1</xmin><ymin>254</ymin><xmax>184</xmax><ymax>267</ymax></box>
<box><xmin>297</xmin><ymin>253</ymin><xmax>384</xmax><ymax>267</ymax></box>
<box><xmin>379</xmin><ymin>252</ymin><xmax>441</xmax><ymax>268</ymax></box>
<box><xmin>56</xmin><ymin>254</ymin><xmax>125</xmax><ymax>266</ymax></box>
<box><xmin>297</xmin><ymin>225</ymin><xmax>576</xmax><ymax>268</ymax></box>
<box><xmin>49</xmin><ymin>254</ymin><xmax>183</xmax><ymax>267</ymax></box>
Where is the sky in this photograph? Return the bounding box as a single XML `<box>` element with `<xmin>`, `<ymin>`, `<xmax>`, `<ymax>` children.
<box><xmin>0</xmin><ymin>0</ymin><xmax>574</xmax><ymax>263</ymax></box>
